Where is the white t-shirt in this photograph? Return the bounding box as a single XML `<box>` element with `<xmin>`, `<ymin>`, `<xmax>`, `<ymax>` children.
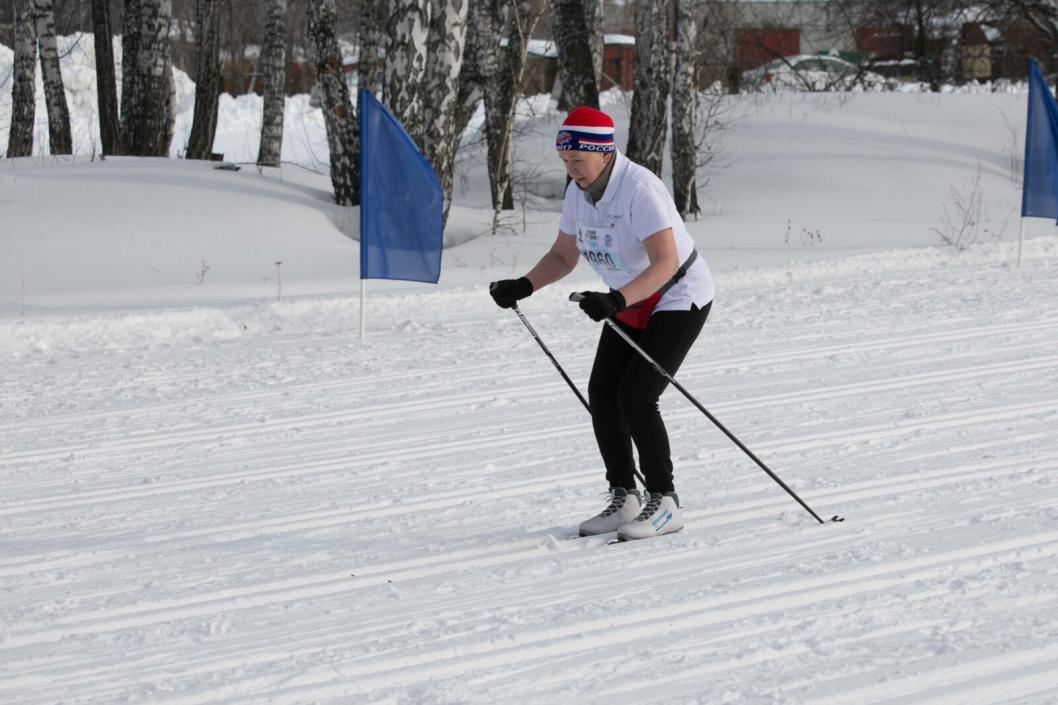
<box><xmin>558</xmin><ymin>151</ymin><xmax>714</xmax><ymax>312</ymax></box>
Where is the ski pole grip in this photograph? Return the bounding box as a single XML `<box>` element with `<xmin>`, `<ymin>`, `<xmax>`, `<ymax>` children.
<box><xmin>569</xmin><ymin>292</ymin><xmax>586</xmax><ymax>302</ymax></box>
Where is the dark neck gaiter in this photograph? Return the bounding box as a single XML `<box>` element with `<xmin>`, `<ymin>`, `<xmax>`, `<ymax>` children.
<box><xmin>582</xmin><ymin>155</ymin><xmax>616</xmax><ymax>204</ymax></box>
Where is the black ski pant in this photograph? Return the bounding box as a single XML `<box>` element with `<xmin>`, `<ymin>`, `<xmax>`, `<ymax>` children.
<box><xmin>587</xmin><ymin>303</ymin><xmax>711</xmax><ymax>495</ymax></box>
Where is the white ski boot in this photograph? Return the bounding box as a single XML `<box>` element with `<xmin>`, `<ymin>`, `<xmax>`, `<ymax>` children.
<box><xmin>616</xmin><ymin>491</ymin><xmax>684</xmax><ymax>541</ymax></box>
<box><xmin>578</xmin><ymin>487</ymin><xmax>642</xmax><ymax>537</ymax></box>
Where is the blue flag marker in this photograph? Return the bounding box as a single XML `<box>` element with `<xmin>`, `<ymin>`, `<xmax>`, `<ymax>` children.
<box><xmin>1022</xmin><ymin>59</ymin><xmax>1058</xmax><ymax>221</ymax></box>
<box><xmin>358</xmin><ymin>88</ymin><xmax>443</xmax><ymax>284</ymax></box>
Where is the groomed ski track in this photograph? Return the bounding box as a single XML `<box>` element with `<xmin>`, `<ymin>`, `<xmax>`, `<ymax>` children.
<box><xmin>3</xmin><ymin>241</ymin><xmax>1058</xmax><ymax>705</ymax></box>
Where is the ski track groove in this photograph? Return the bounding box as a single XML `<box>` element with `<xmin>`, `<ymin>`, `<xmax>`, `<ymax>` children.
<box><xmin>4</xmin><ymin>347</ymin><xmax>1056</xmax><ymax>509</ymax></box>
<box><xmin>3</xmin><ymin>446</ymin><xmax>1053</xmax><ymax>582</ymax></box>
<box><xmin>49</xmin><ymin>531</ymin><xmax>1058</xmax><ymax>705</ymax></box>
<box><xmin>5</xmin><ymin>384</ymin><xmax>1056</xmax><ymax>510</ymax></box>
<box><xmin>4</xmin><ymin>526</ymin><xmax>1057</xmax><ymax>704</ymax></box>
<box><xmin>2</xmin><ymin>469</ymin><xmax>1056</xmax><ymax>651</ymax></box>
<box><xmin>4</xmin><ymin>314</ymin><xmax>1056</xmax><ymax>448</ymax></box>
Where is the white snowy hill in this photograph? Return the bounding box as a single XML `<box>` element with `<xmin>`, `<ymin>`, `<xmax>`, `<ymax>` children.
<box><xmin>4</xmin><ymin>40</ymin><xmax>1058</xmax><ymax>703</ymax></box>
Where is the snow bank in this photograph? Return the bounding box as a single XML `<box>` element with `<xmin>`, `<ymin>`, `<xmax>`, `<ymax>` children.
<box><xmin>2</xmin><ymin>234</ymin><xmax>1054</xmax><ymax>361</ymax></box>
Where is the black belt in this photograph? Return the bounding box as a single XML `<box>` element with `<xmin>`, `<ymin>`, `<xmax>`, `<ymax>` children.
<box><xmin>622</xmin><ymin>250</ymin><xmax>699</xmax><ymax>311</ymax></box>
<box><xmin>656</xmin><ymin>249</ymin><xmax>698</xmax><ymax>298</ymax></box>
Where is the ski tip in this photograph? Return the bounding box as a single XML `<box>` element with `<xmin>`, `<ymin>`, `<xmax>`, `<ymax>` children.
<box><xmin>830</xmin><ymin>515</ymin><xmax>846</xmax><ymax>523</ymax></box>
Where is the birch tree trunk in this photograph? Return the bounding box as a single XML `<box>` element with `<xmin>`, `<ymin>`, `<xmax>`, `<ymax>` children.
<box><xmin>468</xmin><ymin>1</ymin><xmax>502</xmax><ymax>207</ymax></box>
<box><xmin>120</xmin><ymin>0</ymin><xmax>142</xmax><ymax>147</ymax></box>
<box><xmin>626</xmin><ymin>0</ymin><xmax>670</xmax><ymax>175</ymax></box>
<box><xmin>125</xmin><ymin>0</ymin><xmax>173</xmax><ymax>157</ymax></box>
<box><xmin>358</xmin><ymin>0</ymin><xmax>386</xmax><ymax>97</ymax></box>
<box><xmin>479</xmin><ymin>0</ymin><xmax>544</xmax><ymax>216</ymax></box>
<box><xmin>308</xmin><ymin>0</ymin><xmax>358</xmax><ymax>206</ymax></box>
<box><xmin>453</xmin><ymin>3</ymin><xmax>485</xmax><ymax>144</ymax></box>
<box><xmin>421</xmin><ymin>0</ymin><xmax>468</xmax><ymax>224</ymax></box>
<box><xmin>256</xmin><ymin>0</ymin><xmax>287</xmax><ymax>167</ymax></box>
<box><xmin>91</xmin><ymin>0</ymin><xmax>122</xmax><ymax>156</ymax></box>
<box><xmin>35</xmin><ymin>0</ymin><xmax>73</xmax><ymax>155</ymax></box>
<box><xmin>548</xmin><ymin>0</ymin><xmax>598</xmax><ymax>109</ymax></box>
<box><xmin>165</xmin><ymin>49</ymin><xmax>175</xmax><ymax>151</ymax></box>
<box><xmin>583</xmin><ymin>0</ymin><xmax>603</xmax><ymax>86</ymax></box>
<box><xmin>384</xmin><ymin>0</ymin><xmax>430</xmax><ymax>139</ymax></box>
<box><xmin>670</xmin><ymin>0</ymin><xmax>699</xmax><ymax>218</ymax></box>
<box><xmin>6</xmin><ymin>0</ymin><xmax>37</xmax><ymax>158</ymax></box>
<box><xmin>186</xmin><ymin>0</ymin><xmax>221</xmax><ymax>160</ymax></box>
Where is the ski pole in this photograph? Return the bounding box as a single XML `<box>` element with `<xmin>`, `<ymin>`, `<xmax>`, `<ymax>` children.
<box><xmin>569</xmin><ymin>293</ymin><xmax>843</xmax><ymax>525</ymax></box>
<box><xmin>501</xmin><ymin>297</ymin><xmax>648</xmax><ymax>490</ymax></box>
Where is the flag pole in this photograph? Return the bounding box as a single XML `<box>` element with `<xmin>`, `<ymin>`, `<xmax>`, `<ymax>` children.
<box><xmin>1018</xmin><ymin>219</ymin><xmax>1025</xmax><ymax>268</ymax></box>
<box><xmin>358</xmin><ymin>87</ymin><xmax>366</xmax><ymax>340</ymax></box>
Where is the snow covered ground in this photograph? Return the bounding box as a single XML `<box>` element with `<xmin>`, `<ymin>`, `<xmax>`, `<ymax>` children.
<box><xmin>4</xmin><ymin>38</ymin><xmax>1058</xmax><ymax>704</ymax></box>
<box><xmin>4</xmin><ymin>235</ymin><xmax>1058</xmax><ymax>704</ymax></box>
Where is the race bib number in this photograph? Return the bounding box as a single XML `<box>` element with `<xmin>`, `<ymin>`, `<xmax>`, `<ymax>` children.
<box><xmin>576</xmin><ymin>223</ymin><xmax>628</xmax><ymax>274</ymax></box>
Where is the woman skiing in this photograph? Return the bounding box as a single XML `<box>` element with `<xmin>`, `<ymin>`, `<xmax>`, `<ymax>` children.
<box><xmin>489</xmin><ymin>106</ymin><xmax>715</xmax><ymax>541</ymax></box>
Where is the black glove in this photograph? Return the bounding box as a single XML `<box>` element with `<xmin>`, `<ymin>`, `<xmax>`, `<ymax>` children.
<box><xmin>489</xmin><ymin>277</ymin><xmax>534</xmax><ymax>309</ymax></box>
<box><xmin>576</xmin><ymin>290</ymin><xmax>626</xmax><ymax>322</ymax></box>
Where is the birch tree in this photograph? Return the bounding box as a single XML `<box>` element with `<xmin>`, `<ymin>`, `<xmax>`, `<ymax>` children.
<box><xmin>309</xmin><ymin>0</ymin><xmax>358</xmax><ymax>205</ymax></box>
<box><xmin>6</xmin><ymin>0</ymin><xmax>37</xmax><ymax>158</ymax></box>
<box><xmin>91</xmin><ymin>0</ymin><xmax>122</xmax><ymax>156</ymax></box>
<box><xmin>548</xmin><ymin>0</ymin><xmax>599</xmax><ymax>109</ymax></box>
<box><xmin>186</xmin><ymin>0</ymin><xmax>221</xmax><ymax>160</ymax></box>
<box><xmin>257</xmin><ymin>0</ymin><xmax>288</xmax><ymax>167</ymax></box>
<box><xmin>583</xmin><ymin>0</ymin><xmax>604</xmax><ymax>85</ymax></box>
<box><xmin>165</xmin><ymin>49</ymin><xmax>176</xmax><ymax>153</ymax></box>
<box><xmin>358</xmin><ymin>0</ymin><xmax>386</xmax><ymax>97</ymax></box>
<box><xmin>471</xmin><ymin>0</ymin><xmax>545</xmax><ymax>218</ymax></box>
<box><xmin>453</xmin><ymin>6</ymin><xmax>484</xmax><ymax>142</ymax></box>
<box><xmin>121</xmin><ymin>0</ymin><xmax>142</xmax><ymax>145</ymax></box>
<box><xmin>421</xmin><ymin>0</ymin><xmax>468</xmax><ymax>223</ymax></box>
<box><xmin>35</xmin><ymin>0</ymin><xmax>73</xmax><ymax>155</ymax></box>
<box><xmin>626</xmin><ymin>0</ymin><xmax>670</xmax><ymax>175</ymax></box>
<box><xmin>384</xmin><ymin>0</ymin><xmax>430</xmax><ymax>138</ymax></box>
<box><xmin>671</xmin><ymin>0</ymin><xmax>699</xmax><ymax>218</ymax></box>
<box><xmin>124</xmin><ymin>0</ymin><xmax>174</xmax><ymax>157</ymax></box>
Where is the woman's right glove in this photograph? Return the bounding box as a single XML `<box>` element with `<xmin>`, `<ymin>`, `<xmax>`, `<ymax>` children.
<box><xmin>489</xmin><ymin>277</ymin><xmax>534</xmax><ymax>309</ymax></box>
<box><xmin>575</xmin><ymin>289</ymin><xmax>626</xmax><ymax>321</ymax></box>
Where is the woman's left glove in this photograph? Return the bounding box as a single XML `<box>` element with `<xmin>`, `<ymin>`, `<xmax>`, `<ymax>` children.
<box><xmin>576</xmin><ymin>290</ymin><xmax>626</xmax><ymax>321</ymax></box>
<box><xmin>489</xmin><ymin>277</ymin><xmax>534</xmax><ymax>308</ymax></box>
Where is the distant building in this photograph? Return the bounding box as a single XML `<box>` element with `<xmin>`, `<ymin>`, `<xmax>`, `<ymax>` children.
<box><xmin>712</xmin><ymin>1</ymin><xmax>1051</xmax><ymax>83</ymax></box>
<box><xmin>727</xmin><ymin>0</ymin><xmax>856</xmax><ymax>70</ymax></box>
<box><xmin>523</xmin><ymin>39</ymin><xmax>559</xmax><ymax>95</ymax></box>
<box><xmin>601</xmin><ymin>34</ymin><xmax>635</xmax><ymax>90</ymax></box>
